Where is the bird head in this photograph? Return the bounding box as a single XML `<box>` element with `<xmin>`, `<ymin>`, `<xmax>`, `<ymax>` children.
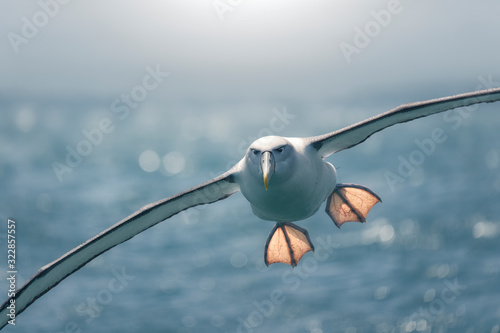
<box><xmin>245</xmin><ymin>136</ymin><xmax>296</xmax><ymax>191</ymax></box>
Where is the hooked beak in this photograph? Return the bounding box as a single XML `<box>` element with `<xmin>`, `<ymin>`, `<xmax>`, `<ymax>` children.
<box><xmin>261</xmin><ymin>151</ymin><xmax>275</xmax><ymax>191</ymax></box>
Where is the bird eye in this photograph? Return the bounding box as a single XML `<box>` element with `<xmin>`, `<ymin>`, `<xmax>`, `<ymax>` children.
<box><xmin>276</xmin><ymin>146</ymin><xmax>284</xmax><ymax>153</ymax></box>
<box><xmin>251</xmin><ymin>149</ymin><xmax>260</xmax><ymax>155</ymax></box>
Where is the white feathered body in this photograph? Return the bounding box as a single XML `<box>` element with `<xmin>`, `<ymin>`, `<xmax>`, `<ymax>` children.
<box><xmin>236</xmin><ymin>137</ymin><xmax>337</xmax><ymax>222</ymax></box>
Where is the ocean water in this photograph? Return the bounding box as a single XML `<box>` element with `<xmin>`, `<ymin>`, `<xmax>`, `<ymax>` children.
<box><xmin>0</xmin><ymin>99</ymin><xmax>499</xmax><ymax>333</ymax></box>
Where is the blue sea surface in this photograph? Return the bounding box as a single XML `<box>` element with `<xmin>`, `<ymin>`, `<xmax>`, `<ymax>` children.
<box><xmin>0</xmin><ymin>99</ymin><xmax>499</xmax><ymax>333</ymax></box>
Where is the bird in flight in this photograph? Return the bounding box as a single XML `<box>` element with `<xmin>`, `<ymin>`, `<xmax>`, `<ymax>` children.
<box><xmin>1</xmin><ymin>87</ymin><xmax>499</xmax><ymax>327</ymax></box>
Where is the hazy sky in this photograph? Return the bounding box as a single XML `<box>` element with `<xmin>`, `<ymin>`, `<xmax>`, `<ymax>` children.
<box><xmin>2</xmin><ymin>0</ymin><xmax>500</xmax><ymax>106</ymax></box>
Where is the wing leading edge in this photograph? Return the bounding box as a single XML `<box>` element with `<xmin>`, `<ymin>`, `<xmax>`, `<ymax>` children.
<box><xmin>0</xmin><ymin>169</ymin><xmax>240</xmax><ymax>329</ymax></box>
<box><xmin>307</xmin><ymin>87</ymin><xmax>500</xmax><ymax>158</ymax></box>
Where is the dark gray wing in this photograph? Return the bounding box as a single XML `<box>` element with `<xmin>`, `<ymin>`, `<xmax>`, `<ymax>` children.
<box><xmin>0</xmin><ymin>168</ymin><xmax>240</xmax><ymax>328</ymax></box>
<box><xmin>306</xmin><ymin>88</ymin><xmax>500</xmax><ymax>158</ymax></box>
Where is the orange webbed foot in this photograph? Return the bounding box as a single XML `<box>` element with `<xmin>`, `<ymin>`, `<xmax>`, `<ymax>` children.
<box><xmin>264</xmin><ymin>222</ymin><xmax>314</xmax><ymax>267</ymax></box>
<box><xmin>326</xmin><ymin>183</ymin><xmax>381</xmax><ymax>228</ymax></box>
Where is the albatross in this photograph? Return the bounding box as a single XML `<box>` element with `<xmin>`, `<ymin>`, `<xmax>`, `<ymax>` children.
<box><xmin>1</xmin><ymin>87</ymin><xmax>500</xmax><ymax>327</ymax></box>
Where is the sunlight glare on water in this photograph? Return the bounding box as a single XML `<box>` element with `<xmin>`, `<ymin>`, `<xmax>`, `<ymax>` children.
<box><xmin>139</xmin><ymin>149</ymin><xmax>161</xmax><ymax>172</ymax></box>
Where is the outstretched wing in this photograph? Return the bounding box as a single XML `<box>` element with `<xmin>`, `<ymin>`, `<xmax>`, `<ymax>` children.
<box><xmin>0</xmin><ymin>168</ymin><xmax>240</xmax><ymax>328</ymax></box>
<box><xmin>306</xmin><ymin>88</ymin><xmax>500</xmax><ymax>158</ymax></box>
